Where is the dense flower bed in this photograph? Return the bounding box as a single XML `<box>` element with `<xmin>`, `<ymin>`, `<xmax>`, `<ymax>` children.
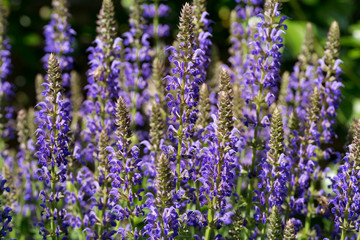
<box><xmin>0</xmin><ymin>0</ymin><xmax>356</xmax><ymax>239</ymax></box>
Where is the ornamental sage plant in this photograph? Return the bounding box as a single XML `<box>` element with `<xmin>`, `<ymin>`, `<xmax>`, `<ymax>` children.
<box><xmin>35</xmin><ymin>53</ymin><xmax>72</xmax><ymax>239</ymax></box>
<box><xmin>43</xmin><ymin>0</ymin><xmax>76</xmax><ymax>88</ymax></box>
<box><xmin>0</xmin><ymin>0</ymin><xmax>356</xmax><ymax>239</ymax></box>
<box><xmin>165</xmin><ymin>3</ymin><xmax>203</xmax><ymax>192</ymax></box>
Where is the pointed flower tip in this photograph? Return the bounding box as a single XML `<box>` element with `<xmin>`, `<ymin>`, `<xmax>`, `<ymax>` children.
<box><xmin>200</xmin><ymin>83</ymin><xmax>209</xmax><ymax>95</ymax></box>
<box><xmin>180</xmin><ymin>2</ymin><xmax>193</xmax><ymax>24</ymax></box>
<box><xmin>183</xmin><ymin>2</ymin><xmax>191</xmax><ymax>9</ymax></box>
<box><xmin>283</xmin><ymin>219</ymin><xmax>296</xmax><ymax>240</ymax></box>
<box><xmin>230</xmin><ymin>9</ymin><xmax>237</xmax><ymax>22</ymax></box>
<box><xmin>220</xmin><ymin>67</ymin><xmax>228</xmax><ymax>75</ymax></box>
<box><xmin>330</xmin><ymin>20</ymin><xmax>340</xmax><ymax>34</ymax></box>
<box><xmin>306</xmin><ymin>22</ymin><xmax>313</xmax><ymax>30</ymax></box>
<box><xmin>273</xmin><ymin>106</ymin><xmax>280</xmax><ymax>115</ymax></box>
<box><xmin>48</xmin><ymin>53</ymin><xmax>57</xmax><ymax>64</ymax></box>
<box><xmin>327</xmin><ymin>20</ymin><xmax>340</xmax><ymax>44</ymax></box>
<box><xmin>219</xmin><ymin>67</ymin><xmax>230</xmax><ymax>83</ymax></box>
<box><xmin>47</xmin><ymin>53</ymin><xmax>62</xmax><ymax>87</ymax></box>
<box><xmin>116</xmin><ymin>96</ymin><xmax>132</xmax><ymax>140</ymax></box>
<box><xmin>304</xmin><ymin>22</ymin><xmax>314</xmax><ymax>44</ymax></box>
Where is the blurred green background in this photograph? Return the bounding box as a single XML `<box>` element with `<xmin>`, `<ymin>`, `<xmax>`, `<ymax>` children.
<box><xmin>5</xmin><ymin>0</ymin><xmax>360</xmax><ymax>150</ymax></box>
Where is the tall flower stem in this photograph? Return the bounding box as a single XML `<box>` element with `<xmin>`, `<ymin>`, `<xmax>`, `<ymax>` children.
<box><xmin>204</xmin><ymin>207</ymin><xmax>214</xmax><ymax>240</ymax></box>
<box><xmin>36</xmin><ymin>53</ymin><xmax>71</xmax><ymax>239</ymax></box>
<box><xmin>176</xmin><ymin>64</ymin><xmax>187</xmax><ymax>192</ymax></box>
<box><xmin>245</xmin><ymin>81</ymin><xmax>264</xmax><ymax>221</ymax></box>
<box><xmin>205</xmin><ymin>69</ymin><xmax>234</xmax><ymax>240</ymax></box>
<box><xmin>49</xmin><ymin>57</ymin><xmax>60</xmax><ymax>240</ymax></box>
<box><xmin>304</xmin><ymin>181</ymin><xmax>315</xmax><ymax>234</ymax></box>
<box><xmin>167</xmin><ymin>4</ymin><xmax>196</xmax><ymax>192</ymax></box>
<box><xmin>153</xmin><ymin>0</ymin><xmax>160</xmax><ymax>55</ymax></box>
<box><xmin>244</xmin><ymin>1</ymin><xmax>287</xmax><ymax>232</ymax></box>
<box><xmin>340</xmin><ymin>200</ymin><xmax>350</xmax><ymax>240</ymax></box>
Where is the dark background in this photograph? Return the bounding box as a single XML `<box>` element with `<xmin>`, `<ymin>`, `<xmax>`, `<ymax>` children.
<box><xmin>5</xmin><ymin>0</ymin><xmax>360</xmax><ymax>149</ymax></box>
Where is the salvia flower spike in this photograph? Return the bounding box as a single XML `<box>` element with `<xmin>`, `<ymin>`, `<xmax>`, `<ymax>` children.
<box><xmin>331</xmin><ymin>119</ymin><xmax>360</xmax><ymax>239</ymax></box>
<box><xmin>35</xmin><ymin>53</ymin><xmax>72</xmax><ymax>239</ymax></box>
<box><xmin>166</xmin><ymin>2</ymin><xmax>201</xmax><ymax>192</ymax></box>
<box><xmin>43</xmin><ymin>0</ymin><xmax>76</xmax><ymax>88</ymax></box>
<box><xmin>318</xmin><ymin>21</ymin><xmax>342</xmax><ymax>144</ymax></box>
<box><xmin>267</xmin><ymin>206</ymin><xmax>283</xmax><ymax>240</ymax></box>
<box><xmin>0</xmin><ymin>0</ymin><xmax>13</xmax><ymax>142</ymax></box>
<box><xmin>283</xmin><ymin>219</ymin><xmax>297</xmax><ymax>240</ymax></box>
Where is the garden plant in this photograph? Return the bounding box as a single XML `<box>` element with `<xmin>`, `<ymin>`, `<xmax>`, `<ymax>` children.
<box><xmin>0</xmin><ymin>0</ymin><xmax>358</xmax><ymax>239</ymax></box>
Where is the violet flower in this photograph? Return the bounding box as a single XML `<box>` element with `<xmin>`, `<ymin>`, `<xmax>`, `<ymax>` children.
<box><xmin>121</xmin><ymin>0</ymin><xmax>152</xmax><ymax>141</ymax></box>
<box><xmin>229</xmin><ymin>0</ymin><xmax>263</xmax><ymax>86</ymax></box>
<box><xmin>96</xmin><ymin>97</ymin><xmax>144</xmax><ymax>239</ymax></box>
<box><xmin>143</xmin><ymin>153</ymin><xmax>177</xmax><ymax>239</ymax></box>
<box><xmin>165</xmin><ymin>3</ymin><xmax>203</xmax><ymax>191</ymax></box>
<box><xmin>0</xmin><ymin>178</ymin><xmax>12</xmax><ymax>237</ymax></box>
<box><xmin>82</xmin><ymin>0</ymin><xmax>122</xmax><ymax>164</ymax></box>
<box><xmin>285</xmin><ymin>23</ymin><xmax>318</xmax><ymax>122</ymax></box>
<box><xmin>43</xmin><ymin>0</ymin><xmax>76</xmax><ymax>88</ymax></box>
<box><xmin>0</xmin><ymin>1</ymin><xmax>14</xmax><ymax>142</ymax></box>
<box><xmin>193</xmin><ymin>0</ymin><xmax>212</xmax><ymax>84</ymax></box>
<box><xmin>243</xmin><ymin>0</ymin><xmax>287</xmax><ymax>173</ymax></box>
<box><xmin>317</xmin><ymin>21</ymin><xmax>342</xmax><ymax>144</ymax></box>
<box><xmin>143</xmin><ymin>0</ymin><xmax>170</xmax><ymax>52</ymax></box>
<box><xmin>243</xmin><ymin>0</ymin><xmax>287</xmax><ymax>227</ymax></box>
<box><xmin>16</xmin><ymin>109</ymin><xmax>38</xmax><ymax>216</ymax></box>
<box><xmin>253</xmin><ymin>108</ymin><xmax>290</xmax><ymax>238</ymax></box>
<box><xmin>35</xmin><ymin>53</ymin><xmax>72</xmax><ymax>238</ymax></box>
<box><xmin>330</xmin><ymin>119</ymin><xmax>360</xmax><ymax>239</ymax></box>
<box><xmin>201</xmin><ymin>69</ymin><xmax>236</xmax><ymax>240</ymax></box>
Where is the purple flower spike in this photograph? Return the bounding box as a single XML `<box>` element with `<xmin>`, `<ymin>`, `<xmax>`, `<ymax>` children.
<box><xmin>43</xmin><ymin>0</ymin><xmax>76</xmax><ymax>88</ymax></box>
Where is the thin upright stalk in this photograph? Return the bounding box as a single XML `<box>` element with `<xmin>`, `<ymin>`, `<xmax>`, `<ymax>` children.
<box><xmin>304</xmin><ymin>181</ymin><xmax>315</xmax><ymax>233</ymax></box>
<box><xmin>176</xmin><ymin>55</ymin><xmax>188</xmax><ymax>192</ymax></box>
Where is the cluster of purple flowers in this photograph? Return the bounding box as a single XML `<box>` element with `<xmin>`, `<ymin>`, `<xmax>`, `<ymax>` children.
<box><xmin>0</xmin><ymin>2</ymin><xmax>14</xmax><ymax>142</ymax></box>
<box><xmin>43</xmin><ymin>0</ymin><xmax>76</xmax><ymax>88</ymax></box>
<box><xmin>0</xmin><ymin>178</ymin><xmax>12</xmax><ymax>237</ymax></box>
<box><xmin>1</xmin><ymin>0</ymin><xmax>359</xmax><ymax>239</ymax></box>
<box><xmin>143</xmin><ymin>0</ymin><xmax>170</xmax><ymax>43</ymax></box>
<box><xmin>121</xmin><ymin>0</ymin><xmax>152</xmax><ymax>140</ymax></box>
<box><xmin>35</xmin><ymin>53</ymin><xmax>73</xmax><ymax>237</ymax></box>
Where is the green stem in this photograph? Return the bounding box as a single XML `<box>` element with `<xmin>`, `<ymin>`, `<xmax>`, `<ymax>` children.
<box><xmin>176</xmin><ymin>129</ymin><xmax>183</xmax><ymax>192</ymax></box>
<box><xmin>128</xmin><ymin>200</ymin><xmax>135</xmax><ymax>232</ymax></box>
<box><xmin>70</xmin><ymin>183</ymin><xmax>85</xmax><ymax>238</ymax></box>
<box><xmin>236</xmin><ymin>151</ymin><xmax>245</xmax><ymax>196</ymax></box>
<box><xmin>304</xmin><ymin>181</ymin><xmax>315</xmax><ymax>233</ymax></box>
<box><xmin>51</xmin><ymin>166</ymin><xmax>56</xmax><ymax>240</ymax></box>
<box><xmin>153</xmin><ymin>0</ymin><xmax>160</xmax><ymax>56</ymax></box>
<box><xmin>340</xmin><ymin>209</ymin><xmax>349</xmax><ymax>240</ymax></box>
<box><xmin>50</xmin><ymin>96</ymin><xmax>59</xmax><ymax>240</ymax></box>
<box><xmin>194</xmin><ymin>180</ymin><xmax>201</xmax><ymax>211</ymax></box>
<box><xmin>0</xmin><ymin>138</ymin><xmax>4</xmax><ymax>171</ymax></box>
<box><xmin>160</xmin><ymin>203</ymin><xmax>166</xmax><ymax>239</ymax></box>
<box><xmin>176</xmin><ymin>60</ymin><xmax>187</xmax><ymax>192</ymax></box>
<box><xmin>341</xmin><ymin>182</ymin><xmax>353</xmax><ymax>240</ymax></box>
<box><xmin>99</xmin><ymin>183</ymin><xmax>108</xmax><ymax>235</ymax></box>
<box><xmin>96</xmin><ymin>80</ymin><xmax>107</xmax><ymax>178</ymax></box>
<box><xmin>204</xmin><ymin>208</ymin><xmax>214</xmax><ymax>240</ymax></box>
<box><xmin>130</xmin><ymin>32</ymin><xmax>142</xmax><ymax>133</ymax></box>
<box><xmin>245</xmin><ymin>83</ymin><xmax>263</xmax><ymax>219</ymax></box>
<box><xmin>261</xmin><ymin>222</ymin><xmax>267</xmax><ymax>240</ymax></box>
<box><xmin>244</xmin><ymin>69</ymin><xmax>265</xmax><ymax>239</ymax></box>
<box><xmin>285</xmin><ymin>184</ymin><xmax>295</xmax><ymax>224</ymax></box>
<box><xmin>127</xmin><ymin>170</ymin><xmax>136</xmax><ymax>235</ymax></box>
